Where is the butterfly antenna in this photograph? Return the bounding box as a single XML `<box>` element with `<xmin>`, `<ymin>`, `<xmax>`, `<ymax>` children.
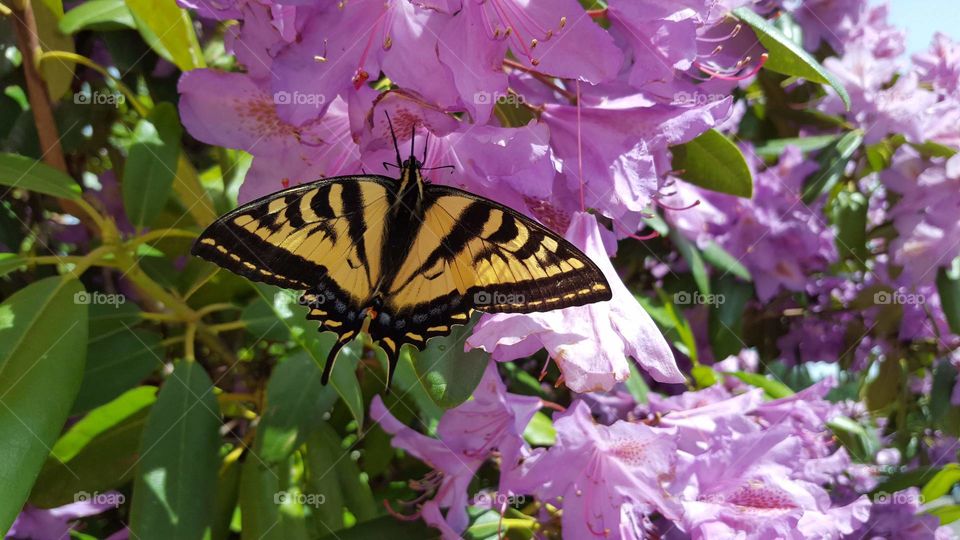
<box><xmin>410</xmin><ymin>124</ymin><xmax>416</xmax><ymax>162</ymax></box>
<box><xmin>423</xmin><ymin>132</ymin><xmax>429</xmax><ymax>163</ymax></box>
<box><xmin>385</xmin><ymin>112</ymin><xmax>402</xmax><ymax>167</ymax></box>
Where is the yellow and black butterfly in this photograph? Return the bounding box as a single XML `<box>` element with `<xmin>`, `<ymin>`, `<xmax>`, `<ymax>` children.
<box><xmin>192</xmin><ymin>123</ymin><xmax>611</xmax><ymax>385</ymax></box>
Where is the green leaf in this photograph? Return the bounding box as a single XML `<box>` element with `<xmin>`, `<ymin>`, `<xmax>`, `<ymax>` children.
<box><xmin>670</xmin><ymin>229</ymin><xmax>710</xmax><ymax>296</ymax></box>
<box><xmin>239</xmin><ymin>455</ymin><xmax>309</xmax><ymax>540</ymax></box>
<box><xmin>0</xmin><ymin>253</ymin><xmax>27</xmax><ymax>278</ymax></box>
<box><xmin>754</xmin><ymin>135</ymin><xmax>840</xmax><ymax>159</ymax></box>
<box><xmin>72</xmin><ymin>327</ymin><xmax>162</xmax><ymax>414</ymax></box>
<box><xmin>306</xmin><ymin>423</ymin><xmax>377</xmax><ymax>531</ymax></box>
<box><xmin>910</xmin><ymin>140</ymin><xmax>958</xmax><ymax>159</ymax></box>
<box><xmin>937</xmin><ymin>258</ymin><xmax>960</xmax><ymax>335</ymax></box>
<box><xmin>701</xmin><ymin>241</ymin><xmax>752</xmax><ymax>282</ymax></box>
<box><xmin>251</xmin><ymin>285</ymin><xmax>365</xmax><ymax>426</ymax></box>
<box><xmin>831</xmin><ymin>190</ymin><xmax>869</xmax><ymax>265</ymax></box>
<box><xmin>733</xmin><ymin>7</ymin><xmax>851</xmax><ymax>110</ymax></box>
<box><xmin>931</xmin><ymin>360</ymin><xmax>960</xmax><ymax>437</ymax></box>
<box><xmin>726</xmin><ymin>371</ymin><xmax>793</xmax><ymax>398</ymax></box>
<box><xmin>707</xmin><ymin>276</ymin><xmax>753</xmax><ymax>360</ymax></box>
<box><xmin>30</xmin><ymin>387</ymin><xmax>156</xmax><ymax>507</ymax></box>
<box><xmin>123</xmin><ymin>103</ymin><xmax>182</xmax><ymax>228</ymax></box>
<box><xmin>32</xmin><ymin>0</ymin><xmax>76</xmax><ymax>100</ymax></box>
<box><xmin>802</xmin><ymin>130</ymin><xmax>864</xmax><ymax>203</ymax></box>
<box><xmin>211</xmin><ymin>458</ymin><xmax>240</xmax><ymax>540</ymax></box>
<box><xmin>922</xmin><ymin>464</ymin><xmax>960</xmax><ymax>503</ymax></box>
<box><xmin>671</xmin><ymin>129</ymin><xmax>753</xmax><ymax>198</ymax></box>
<box><xmin>411</xmin><ymin>315</ymin><xmax>489</xmax><ymax>409</ymax></box>
<box><xmin>60</xmin><ymin>0</ymin><xmax>135</xmax><ymax>33</ymax></box>
<box><xmin>0</xmin><ymin>277</ymin><xmax>88</xmax><ymax>531</ymax></box>
<box><xmin>124</xmin><ymin>0</ymin><xmax>205</xmax><ymax>71</ymax></box>
<box><xmin>130</xmin><ymin>361</ymin><xmax>220</xmax><ymax>539</ymax></box>
<box><xmin>523</xmin><ymin>411</ymin><xmax>556</xmax><ymax>446</ymax></box>
<box><xmin>692</xmin><ymin>365</ymin><xmax>720</xmax><ymax>388</ymax></box>
<box><xmin>828</xmin><ymin>416</ymin><xmax>877</xmax><ymax>462</ymax></box>
<box><xmin>0</xmin><ymin>153</ymin><xmax>80</xmax><ymax>199</ymax></box>
<box><xmin>317</xmin><ymin>515</ymin><xmax>437</xmax><ymax>540</ymax></box>
<box><xmin>865</xmin><ymin>358</ymin><xmax>902</xmax><ymax>412</ymax></box>
<box><xmin>256</xmin><ymin>353</ymin><xmax>337</xmax><ymax>464</ymax></box>
<box><xmin>623</xmin><ymin>361</ymin><xmax>650</xmax><ymax>405</ymax></box>
<box><xmin>928</xmin><ymin>505</ymin><xmax>960</xmax><ymax>525</ymax></box>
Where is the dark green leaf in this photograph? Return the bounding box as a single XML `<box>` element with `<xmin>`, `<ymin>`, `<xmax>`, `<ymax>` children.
<box><xmin>304</xmin><ymin>427</ymin><xmax>345</xmax><ymax>535</ymax></box>
<box><xmin>308</xmin><ymin>423</ymin><xmax>377</xmax><ymax>528</ymax></box>
<box><xmin>72</xmin><ymin>327</ymin><xmax>162</xmax><ymax>414</ymax></box>
<box><xmin>707</xmin><ymin>276</ymin><xmax>753</xmax><ymax>360</ymax></box>
<box><xmin>0</xmin><ymin>277</ymin><xmax>88</xmax><ymax>531</ymax></box>
<box><xmin>931</xmin><ymin>360</ymin><xmax>960</xmax><ymax>437</ymax></box>
<box><xmin>670</xmin><ymin>229</ymin><xmax>710</xmax><ymax>296</ymax></box>
<box><xmin>701</xmin><ymin>241</ymin><xmax>752</xmax><ymax>282</ymax></box>
<box><xmin>317</xmin><ymin>515</ymin><xmax>437</xmax><ymax>540</ymax></box>
<box><xmin>937</xmin><ymin>259</ymin><xmax>960</xmax><ymax>335</ymax></box>
<box><xmin>251</xmin><ymin>285</ymin><xmax>365</xmax><ymax>426</ymax></box>
<box><xmin>239</xmin><ymin>455</ymin><xmax>309</xmax><ymax>540</ymax></box>
<box><xmin>734</xmin><ymin>7</ymin><xmax>851</xmax><ymax>110</ymax></box>
<box><xmin>130</xmin><ymin>361</ymin><xmax>220</xmax><ymax>539</ymax></box>
<box><xmin>60</xmin><ymin>0</ymin><xmax>135</xmax><ymax>33</ymax></box>
<box><xmin>922</xmin><ymin>464</ymin><xmax>960</xmax><ymax>503</ymax></box>
<box><xmin>671</xmin><ymin>129</ymin><xmax>753</xmax><ymax>198</ymax></box>
<box><xmin>726</xmin><ymin>371</ymin><xmax>793</xmax><ymax>398</ymax></box>
<box><xmin>0</xmin><ymin>152</ymin><xmax>80</xmax><ymax>199</ymax></box>
<box><xmin>910</xmin><ymin>140</ymin><xmax>958</xmax><ymax>159</ymax></box>
<box><xmin>802</xmin><ymin>130</ymin><xmax>863</xmax><ymax>203</ymax></box>
<box><xmin>211</xmin><ymin>457</ymin><xmax>240</xmax><ymax>540</ymax></box>
<box><xmin>828</xmin><ymin>416</ymin><xmax>878</xmax><ymax>462</ymax></box>
<box><xmin>865</xmin><ymin>358</ymin><xmax>902</xmax><ymax>412</ymax></box>
<box><xmin>831</xmin><ymin>190</ymin><xmax>868</xmax><ymax>265</ymax></box>
<box><xmin>754</xmin><ymin>135</ymin><xmax>841</xmax><ymax>159</ymax></box>
<box><xmin>30</xmin><ymin>387</ymin><xmax>156</xmax><ymax>507</ymax></box>
<box><xmin>411</xmin><ymin>315</ymin><xmax>489</xmax><ymax>409</ymax></box>
<box><xmin>123</xmin><ymin>103</ymin><xmax>182</xmax><ymax>228</ymax></box>
<box><xmin>256</xmin><ymin>353</ymin><xmax>337</xmax><ymax>464</ymax></box>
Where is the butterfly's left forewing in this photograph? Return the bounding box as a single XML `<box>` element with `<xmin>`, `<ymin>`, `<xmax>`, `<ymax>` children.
<box><xmin>191</xmin><ymin>176</ymin><xmax>395</xmax><ymax>380</ymax></box>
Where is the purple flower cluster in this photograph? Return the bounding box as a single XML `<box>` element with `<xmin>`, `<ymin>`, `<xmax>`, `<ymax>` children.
<box><xmin>176</xmin><ymin>0</ymin><xmax>769</xmax><ymax>393</ymax></box>
<box><xmin>374</xmin><ymin>365</ymin><xmax>955</xmax><ymax>539</ymax></box>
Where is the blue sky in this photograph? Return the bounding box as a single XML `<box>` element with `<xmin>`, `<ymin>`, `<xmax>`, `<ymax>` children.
<box><xmin>888</xmin><ymin>0</ymin><xmax>960</xmax><ymax>54</ymax></box>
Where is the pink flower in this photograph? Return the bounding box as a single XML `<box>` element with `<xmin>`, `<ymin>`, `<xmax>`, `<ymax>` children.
<box><xmin>370</xmin><ymin>364</ymin><xmax>540</xmax><ymax>533</ymax></box>
<box><xmin>467</xmin><ymin>212</ymin><xmax>683</xmax><ymax>393</ymax></box>
<box><xmin>508</xmin><ymin>401</ymin><xmax>680</xmax><ymax>538</ymax></box>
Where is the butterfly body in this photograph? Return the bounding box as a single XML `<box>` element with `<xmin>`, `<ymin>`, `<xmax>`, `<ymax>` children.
<box><xmin>193</xmin><ymin>151</ymin><xmax>611</xmax><ymax>385</ymax></box>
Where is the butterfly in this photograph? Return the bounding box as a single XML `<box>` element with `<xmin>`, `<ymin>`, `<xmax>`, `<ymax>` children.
<box><xmin>191</xmin><ymin>120</ymin><xmax>612</xmax><ymax>386</ymax></box>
